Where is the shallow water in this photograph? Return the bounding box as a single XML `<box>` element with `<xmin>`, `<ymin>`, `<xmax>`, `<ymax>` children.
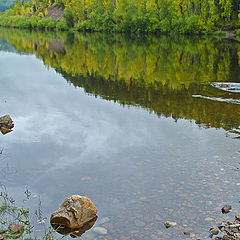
<box><xmin>0</xmin><ymin>29</ymin><xmax>240</xmax><ymax>239</ymax></box>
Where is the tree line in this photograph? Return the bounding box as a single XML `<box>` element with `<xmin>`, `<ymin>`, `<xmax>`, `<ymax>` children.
<box><xmin>0</xmin><ymin>0</ymin><xmax>240</xmax><ymax>33</ymax></box>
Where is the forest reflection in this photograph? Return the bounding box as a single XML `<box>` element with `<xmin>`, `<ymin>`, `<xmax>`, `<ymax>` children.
<box><xmin>1</xmin><ymin>28</ymin><xmax>240</xmax><ymax>137</ymax></box>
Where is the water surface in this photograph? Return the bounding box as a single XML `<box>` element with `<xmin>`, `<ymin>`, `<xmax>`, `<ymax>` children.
<box><xmin>0</xmin><ymin>29</ymin><xmax>240</xmax><ymax>239</ymax></box>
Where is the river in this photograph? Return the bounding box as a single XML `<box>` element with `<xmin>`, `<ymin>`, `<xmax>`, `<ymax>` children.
<box><xmin>0</xmin><ymin>28</ymin><xmax>240</xmax><ymax>239</ymax></box>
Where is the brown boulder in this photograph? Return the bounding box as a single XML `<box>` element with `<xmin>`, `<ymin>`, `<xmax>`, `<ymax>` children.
<box><xmin>0</xmin><ymin>115</ymin><xmax>14</xmax><ymax>135</ymax></box>
<box><xmin>50</xmin><ymin>195</ymin><xmax>98</xmax><ymax>230</ymax></box>
<box><xmin>0</xmin><ymin>127</ymin><xmax>12</xmax><ymax>135</ymax></box>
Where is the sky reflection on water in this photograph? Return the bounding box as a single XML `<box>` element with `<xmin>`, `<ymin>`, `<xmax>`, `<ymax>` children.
<box><xmin>0</xmin><ymin>37</ymin><xmax>240</xmax><ymax>239</ymax></box>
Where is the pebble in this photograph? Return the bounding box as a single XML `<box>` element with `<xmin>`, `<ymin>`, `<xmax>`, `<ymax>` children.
<box><xmin>229</xmin><ymin>224</ymin><xmax>240</xmax><ymax>229</ymax></box>
<box><xmin>222</xmin><ymin>205</ymin><xmax>232</xmax><ymax>214</ymax></box>
<box><xmin>234</xmin><ymin>233</ymin><xmax>240</xmax><ymax>239</ymax></box>
<box><xmin>163</xmin><ymin>221</ymin><xmax>176</xmax><ymax>228</ymax></box>
<box><xmin>8</xmin><ymin>224</ymin><xmax>24</xmax><ymax>234</ymax></box>
<box><xmin>218</xmin><ymin>222</ymin><xmax>226</xmax><ymax>231</ymax></box>
<box><xmin>139</xmin><ymin>197</ymin><xmax>147</xmax><ymax>201</ymax></box>
<box><xmin>205</xmin><ymin>217</ymin><xmax>214</xmax><ymax>221</ymax></box>
<box><xmin>183</xmin><ymin>231</ymin><xmax>190</xmax><ymax>236</ymax></box>
<box><xmin>222</xmin><ymin>235</ymin><xmax>234</xmax><ymax>240</ymax></box>
<box><xmin>209</xmin><ymin>228</ymin><xmax>219</xmax><ymax>235</ymax></box>
<box><xmin>92</xmin><ymin>227</ymin><xmax>108</xmax><ymax>235</ymax></box>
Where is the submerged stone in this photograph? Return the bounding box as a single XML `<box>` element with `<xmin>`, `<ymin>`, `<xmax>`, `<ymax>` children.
<box><xmin>0</xmin><ymin>115</ymin><xmax>14</xmax><ymax>135</ymax></box>
<box><xmin>50</xmin><ymin>195</ymin><xmax>98</xmax><ymax>230</ymax></box>
<box><xmin>209</xmin><ymin>228</ymin><xmax>219</xmax><ymax>235</ymax></box>
<box><xmin>92</xmin><ymin>227</ymin><xmax>108</xmax><ymax>235</ymax></box>
<box><xmin>163</xmin><ymin>221</ymin><xmax>176</xmax><ymax>228</ymax></box>
<box><xmin>222</xmin><ymin>205</ymin><xmax>232</xmax><ymax>214</ymax></box>
<box><xmin>8</xmin><ymin>224</ymin><xmax>24</xmax><ymax>234</ymax></box>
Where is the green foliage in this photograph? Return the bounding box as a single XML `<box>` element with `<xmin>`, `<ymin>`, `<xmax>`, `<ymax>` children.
<box><xmin>62</xmin><ymin>8</ymin><xmax>74</xmax><ymax>28</ymax></box>
<box><xmin>56</xmin><ymin>19</ymin><xmax>68</xmax><ymax>30</ymax></box>
<box><xmin>0</xmin><ymin>14</ymin><xmax>57</xmax><ymax>29</ymax></box>
<box><xmin>236</xmin><ymin>29</ymin><xmax>240</xmax><ymax>35</ymax></box>
<box><xmin>184</xmin><ymin>16</ymin><xmax>202</xmax><ymax>34</ymax></box>
<box><xmin>0</xmin><ymin>184</ymin><xmax>59</xmax><ymax>239</ymax></box>
<box><xmin>213</xmin><ymin>30</ymin><xmax>226</xmax><ymax>35</ymax></box>
<box><xmin>0</xmin><ymin>0</ymin><xmax>240</xmax><ymax>33</ymax></box>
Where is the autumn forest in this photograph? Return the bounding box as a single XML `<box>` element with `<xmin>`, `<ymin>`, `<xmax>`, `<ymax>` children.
<box><xmin>0</xmin><ymin>0</ymin><xmax>240</xmax><ymax>33</ymax></box>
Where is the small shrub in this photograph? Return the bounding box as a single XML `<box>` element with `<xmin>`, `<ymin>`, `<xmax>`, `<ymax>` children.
<box><xmin>62</xmin><ymin>8</ymin><xmax>74</xmax><ymax>28</ymax></box>
<box><xmin>236</xmin><ymin>29</ymin><xmax>240</xmax><ymax>35</ymax></box>
<box><xmin>56</xmin><ymin>20</ymin><xmax>68</xmax><ymax>30</ymax></box>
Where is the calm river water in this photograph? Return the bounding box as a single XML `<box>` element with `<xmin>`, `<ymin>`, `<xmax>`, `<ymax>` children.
<box><xmin>0</xmin><ymin>28</ymin><xmax>240</xmax><ymax>239</ymax></box>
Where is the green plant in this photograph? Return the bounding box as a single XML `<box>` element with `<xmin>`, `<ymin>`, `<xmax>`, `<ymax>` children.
<box><xmin>62</xmin><ymin>8</ymin><xmax>74</xmax><ymax>28</ymax></box>
<box><xmin>236</xmin><ymin>29</ymin><xmax>240</xmax><ymax>35</ymax></box>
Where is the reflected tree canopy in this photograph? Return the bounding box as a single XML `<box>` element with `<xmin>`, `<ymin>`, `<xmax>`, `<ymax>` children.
<box><xmin>1</xmin><ymin>28</ymin><xmax>240</xmax><ymax>137</ymax></box>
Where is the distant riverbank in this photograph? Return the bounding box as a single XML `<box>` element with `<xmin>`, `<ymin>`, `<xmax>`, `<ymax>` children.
<box><xmin>1</xmin><ymin>0</ymin><xmax>240</xmax><ymax>35</ymax></box>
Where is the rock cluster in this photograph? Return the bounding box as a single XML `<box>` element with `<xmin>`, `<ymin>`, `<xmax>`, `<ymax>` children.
<box><xmin>210</xmin><ymin>218</ymin><xmax>240</xmax><ymax>240</ymax></box>
<box><xmin>208</xmin><ymin>205</ymin><xmax>240</xmax><ymax>240</ymax></box>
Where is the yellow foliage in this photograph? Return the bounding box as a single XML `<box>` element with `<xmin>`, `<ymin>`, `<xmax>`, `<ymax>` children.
<box><xmin>38</xmin><ymin>12</ymin><xmax>44</xmax><ymax>17</ymax></box>
<box><xmin>44</xmin><ymin>8</ymin><xmax>48</xmax><ymax>16</ymax></box>
<box><xmin>146</xmin><ymin>0</ymin><xmax>157</xmax><ymax>13</ymax></box>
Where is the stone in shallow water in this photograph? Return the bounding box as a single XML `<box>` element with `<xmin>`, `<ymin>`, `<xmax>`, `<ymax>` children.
<box><xmin>0</xmin><ymin>115</ymin><xmax>14</xmax><ymax>135</ymax></box>
<box><xmin>8</xmin><ymin>224</ymin><xmax>24</xmax><ymax>234</ymax></box>
<box><xmin>205</xmin><ymin>217</ymin><xmax>214</xmax><ymax>221</ymax></box>
<box><xmin>50</xmin><ymin>195</ymin><xmax>98</xmax><ymax>229</ymax></box>
<box><xmin>163</xmin><ymin>221</ymin><xmax>176</xmax><ymax>228</ymax></box>
<box><xmin>234</xmin><ymin>233</ymin><xmax>240</xmax><ymax>239</ymax></box>
<box><xmin>209</xmin><ymin>228</ymin><xmax>219</xmax><ymax>235</ymax></box>
<box><xmin>183</xmin><ymin>231</ymin><xmax>190</xmax><ymax>236</ymax></box>
<box><xmin>222</xmin><ymin>205</ymin><xmax>232</xmax><ymax>214</ymax></box>
<box><xmin>222</xmin><ymin>235</ymin><xmax>234</xmax><ymax>240</ymax></box>
<box><xmin>92</xmin><ymin>227</ymin><xmax>108</xmax><ymax>235</ymax></box>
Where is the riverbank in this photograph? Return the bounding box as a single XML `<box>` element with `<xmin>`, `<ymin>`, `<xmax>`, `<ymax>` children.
<box><xmin>1</xmin><ymin>0</ymin><xmax>240</xmax><ymax>35</ymax></box>
<box><xmin>1</xmin><ymin>14</ymin><xmax>240</xmax><ymax>37</ymax></box>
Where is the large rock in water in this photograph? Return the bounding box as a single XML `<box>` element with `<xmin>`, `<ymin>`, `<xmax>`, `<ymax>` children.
<box><xmin>0</xmin><ymin>115</ymin><xmax>14</xmax><ymax>135</ymax></box>
<box><xmin>50</xmin><ymin>195</ymin><xmax>98</xmax><ymax>230</ymax></box>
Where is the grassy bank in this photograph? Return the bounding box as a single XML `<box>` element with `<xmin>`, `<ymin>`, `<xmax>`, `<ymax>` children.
<box><xmin>0</xmin><ymin>13</ymin><xmax>239</xmax><ymax>35</ymax></box>
<box><xmin>0</xmin><ymin>0</ymin><xmax>240</xmax><ymax>34</ymax></box>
